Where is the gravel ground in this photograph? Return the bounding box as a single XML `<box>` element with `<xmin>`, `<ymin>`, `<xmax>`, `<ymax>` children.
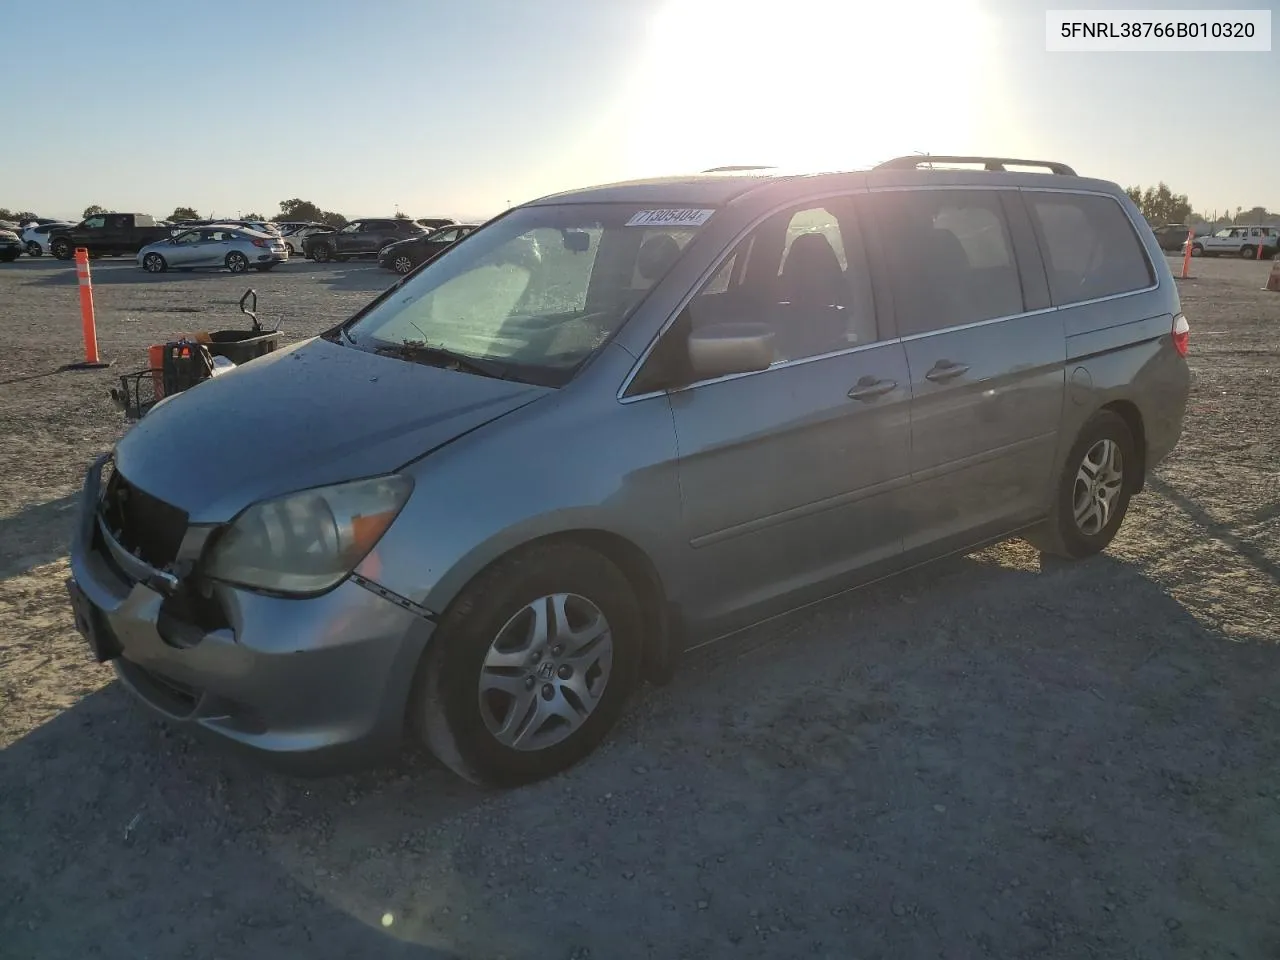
<box><xmin>1</xmin><ymin>254</ymin><xmax>1278</xmax><ymax>960</ymax></box>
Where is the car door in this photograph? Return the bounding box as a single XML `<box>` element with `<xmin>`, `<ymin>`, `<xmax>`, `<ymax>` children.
<box><xmin>637</xmin><ymin>195</ymin><xmax>912</xmax><ymax>630</ymax></box>
<box><xmin>166</xmin><ymin>230</ymin><xmax>202</xmax><ymax>266</ymax></box>
<box><xmin>367</xmin><ymin>220</ymin><xmax>399</xmax><ymax>254</ymax></box>
<box><xmin>864</xmin><ymin>187</ymin><xmax>1064</xmax><ymax>553</ymax></box>
<box><xmin>332</xmin><ymin>220</ymin><xmax>363</xmax><ymax>255</ymax></box>
<box><xmin>424</xmin><ymin>227</ymin><xmax>460</xmax><ymax>261</ymax></box>
<box><xmin>196</xmin><ymin>229</ymin><xmax>235</xmax><ymax>266</ymax></box>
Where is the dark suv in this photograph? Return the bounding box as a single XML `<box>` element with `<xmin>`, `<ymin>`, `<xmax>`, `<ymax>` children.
<box><xmin>303</xmin><ymin>218</ymin><xmax>426</xmax><ymax>262</ymax></box>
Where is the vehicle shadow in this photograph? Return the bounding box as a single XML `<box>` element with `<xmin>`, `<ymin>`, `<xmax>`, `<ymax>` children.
<box><xmin>1147</xmin><ymin>475</ymin><xmax>1279</xmax><ymax>585</ymax></box>
<box><xmin>3</xmin><ymin>544</ymin><xmax>1278</xmax><ymax>959</ymax></box>
<box><xmin>0</xmin><ymin>492</ymin><xmax>79</xmax><ymax>579</ymax></box>
<box><xmin>0</xmin><ymin>683</ymin><xmax>473</xmax><ymax>959</ymax></box>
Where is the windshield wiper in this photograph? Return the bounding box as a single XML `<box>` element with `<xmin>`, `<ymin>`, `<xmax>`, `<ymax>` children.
<box><xmin>376</xmin><ymin>341</ymin><xmax>512</xmax><ymax>381</ymax></box>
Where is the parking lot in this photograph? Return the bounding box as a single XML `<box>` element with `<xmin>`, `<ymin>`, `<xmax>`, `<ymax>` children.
<box><xmin>1</xmin><ymin>252</ymin><xmax>1278</xmax><ymax>958</ymax></box>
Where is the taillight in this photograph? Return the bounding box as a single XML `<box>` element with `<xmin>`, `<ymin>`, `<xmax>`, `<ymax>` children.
<box><xmin>251</xmin><ymin>238</ymin><xmax>267</xmax><ymax>248</ymax></box>
<box><xmin>1172</xmin><ymin>313</ymin><xmax>1189</xmax><ymax>356</ymax></box>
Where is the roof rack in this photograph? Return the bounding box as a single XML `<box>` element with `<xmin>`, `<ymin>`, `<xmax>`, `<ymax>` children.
<box><xmin>874</xmin><ymin>155</ymin><xmax>1077</xmax><ymax>176</ymax></box>
<box><xmin>701</xmin><ymin>165</ymin><xmax>777</xmax><ymax>173</ymax></box>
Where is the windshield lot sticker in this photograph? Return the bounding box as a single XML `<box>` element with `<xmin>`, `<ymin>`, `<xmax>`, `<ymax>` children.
<box><xmin>625</xmin><ymin>209</ymin><xmax>715</xmax><ymax>227</ymax></box>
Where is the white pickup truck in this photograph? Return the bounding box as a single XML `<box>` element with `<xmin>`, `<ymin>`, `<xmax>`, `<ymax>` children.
<box><xmin>1188</xmin><ymin>224</ymin><xmax>1279</xmax><ymax>259</ymax></box>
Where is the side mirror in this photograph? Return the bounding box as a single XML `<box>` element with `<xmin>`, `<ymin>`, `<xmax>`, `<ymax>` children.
<box><xmin>687</xmin><ymin>322</ymin><xmax>774</xmax><ymax>380</ymax></box>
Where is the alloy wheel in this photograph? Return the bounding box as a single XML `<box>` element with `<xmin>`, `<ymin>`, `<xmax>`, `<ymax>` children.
<box><xmin>1072</xmin><ymin>438</ymin><xmax>1124</xmax><ymax>536</ymax></box>
<box><xmin>477</xmin><ymin>593</ymin><xmax>614</xmax><ymax>752</ymax></box>
<box><xmin>394</xmin><ymin>255</ymin><xmax>414</xmax><ymax>274</ymax></box>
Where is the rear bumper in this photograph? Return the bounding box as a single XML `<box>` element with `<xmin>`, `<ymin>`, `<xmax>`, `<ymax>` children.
<box><xmin>67</xmin><ymin>457</ymin><xmax>434</xmax><ymax>774</ymax></box>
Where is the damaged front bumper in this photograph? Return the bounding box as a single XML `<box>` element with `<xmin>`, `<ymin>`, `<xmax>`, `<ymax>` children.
<box><xmin>66</xmin><ymin>454</ymin><xmax>435</xmax><ymax>773</ymax></box>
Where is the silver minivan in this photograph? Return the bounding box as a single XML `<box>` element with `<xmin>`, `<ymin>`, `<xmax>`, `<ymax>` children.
<box><xmin>67</xmin><ymin>156</ymin><xmax>1191</xmax><ymax>785</ymax></box>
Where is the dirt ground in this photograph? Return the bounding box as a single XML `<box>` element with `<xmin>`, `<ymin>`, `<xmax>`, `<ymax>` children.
<box><xmin>1</xmin><ymin>254</ymin><xmax>1278</xmax><ymax>960</ymax></box>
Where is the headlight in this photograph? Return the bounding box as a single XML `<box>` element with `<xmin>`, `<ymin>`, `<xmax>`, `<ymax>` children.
<box><xmin>204</xmin><ymin>474</ymin><xmax>412</xmax><ymax>595</ymax></box>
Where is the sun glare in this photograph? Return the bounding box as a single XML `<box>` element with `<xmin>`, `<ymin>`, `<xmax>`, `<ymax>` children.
<box><xmin>623</xmin><ymin>0</ymin><xmax>992</xmax><ymax>176</ymax></box>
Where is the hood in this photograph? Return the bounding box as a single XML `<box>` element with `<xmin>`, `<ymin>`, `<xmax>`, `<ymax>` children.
<box><xmin>114</xmin><ymin>337</ymin><xmax>549</xmax><ymax>523</ymax></box>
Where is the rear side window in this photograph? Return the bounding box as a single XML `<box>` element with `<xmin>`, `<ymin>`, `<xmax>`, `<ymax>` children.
<box><xmin>869</xmin><ymin>189</ymin><xmax>1024</xmax><ymax>336</ymax></box>
<box><xmin>1027</xmin><ymin>192</ymin><xmax>1153</xmax><ymax>305</ymax></box>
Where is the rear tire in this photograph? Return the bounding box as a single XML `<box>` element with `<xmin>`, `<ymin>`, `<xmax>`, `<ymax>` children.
<box><xmin>1024</xmin><ymin>410</ymin><xmax>1136</xmax><ymax>559</ymax></box>
<box><xmin>142</xmin><ymin>253</ymin><xmax>167</xmax><ymax>273</ymax></box>
<box><xmin>225</xmin><ymin>251</ymin><xmax>249</xmax><ymax>273</ymax></box>
<box><xmin>413</xmin><ymin>542</ymin><xmax>643</xmax><ymax>787</ymax></box>
<box><xmin>1190</xmin><ymin>243</ymin><xmax>1203</xmax><ymax>257</ymax></box>
<box><xmin>26</xmin><ymin>242</ymin><xmax>42</xmax><ymax>257</ymax></box>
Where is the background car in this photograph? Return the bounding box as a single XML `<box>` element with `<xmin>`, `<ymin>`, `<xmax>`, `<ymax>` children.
<box><xmin>302</xmin><ymin>217</ymin><xmax>425</xmax><ymax>262</ymax></box>
<box><xmin>416</xmin><ymin>216</ymin><xmax>458</xmax><ymax>231</ymax></box>
<box><xmin>283</xmin><ymin>223</ymin><xmax>335</xmax><ymax>256</ymax></box>
<box><xmin>1150</xmin><ymin>223</ymin><xmax>1193</xmax><ymax>253</ymax></box>
<box><xmin>378</xmin><ymin>223</ymin><xmax>478</xmax><ymax>274</ymax></box>
<box><xmin>0</xmin><ymin>229</ymin><xmax>22</xmax><ymax>262</ymax></box>
<box><xmin>137</xmin><ymin>226</ymin><xmax>288</xmax><ymax>274</ymax></box>
<box><xmin>20</xmin><ymin>221</ymin><xmax>73</xmax><ymax>256</ymax></box>
<box><xmin>1188</xmin><ymin>224</ymin><xmax>1279</xmax><ymax>258</ymax></box>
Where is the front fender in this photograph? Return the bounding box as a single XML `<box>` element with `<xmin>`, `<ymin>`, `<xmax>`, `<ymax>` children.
<box><xmin>353</xmin><ymin>377</ymin><xmax>684</xmax><ymax>621</ymax></box>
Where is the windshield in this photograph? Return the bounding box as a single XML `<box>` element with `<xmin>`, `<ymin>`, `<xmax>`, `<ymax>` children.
<box><xmin>344</xmin><ymin>202</ymin><xmax>712</xmax><ymax>385</ymax></box>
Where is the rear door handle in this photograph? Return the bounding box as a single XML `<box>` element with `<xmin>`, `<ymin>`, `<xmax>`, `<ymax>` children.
<box><xmin>847</xmin><ymin>377</ymin><xmax>898</xmax><ymax>401</ymax></box>
<box><xmin>925</xmin><ymin>361</ymin><xmax>970</xmax><ymax>383</ymax></box>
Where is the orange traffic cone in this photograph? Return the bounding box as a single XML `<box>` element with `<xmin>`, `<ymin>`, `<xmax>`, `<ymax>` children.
<box><xmin>63</xmin><ymin>248</ymin><xmax>111</xmax><ymax>370</ymax></box>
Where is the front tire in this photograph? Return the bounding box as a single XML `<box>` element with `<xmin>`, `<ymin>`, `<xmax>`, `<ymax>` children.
<box><xmin>393</xmin><ymin>254</ymin><xmax>415</xmax><ymax>275</ymax></box>
<box><xmin>225</xmin><ymin>251</ymin><xmax>249</xmax><ymax>273</ymax></box>
<box><xmin>1024</xmin><ymin>410</ymin><xmax>1136</xmax><ymax>559</ymax></box>
<box><xmin>1241</xmin><ymin>245</ymin><xmax>1257</xmax><ymax>260</ymax></box>
<box><xmin>311</xmin><ymin>243</ymin><xmax>331</xmax><ymax>263</ymax></box>
<box><xmin>142</xmin><ymin>253</ymin><xmax>167</xmax><ymax>273</ymax></box>
<box><xmin>51</xmin><ymin>238</ymin><xmax>72</xmax><ymax>260</ymax></box>
<box><xmin>414</xmin><ymin>542</ymin><xmax>643</xmax><ymax>787</ymax></box>
<box><xmin>1189</xmin><ymin>243</ymin><xmax>1203</xmax><ymax>257</ymax></box>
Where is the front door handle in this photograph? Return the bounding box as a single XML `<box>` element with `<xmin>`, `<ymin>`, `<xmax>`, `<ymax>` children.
<box><xmin>847</xmin><ymin>377</ymin><xmax>898</xmax><ymax>401</ymax></box>
<box><xmin>925</xmin><ymin>361</ymin><xmax>970</xmax><ymax>383</ymax></box>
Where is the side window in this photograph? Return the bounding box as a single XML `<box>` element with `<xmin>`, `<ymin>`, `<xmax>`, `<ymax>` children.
<box><xmin>1026</xmin><ymin>192</ymin><xmax>1154</xmax><ymax>306</ymax></box>
<box><xmin>83</xmin><ymin>216</ymin><xmax>106</xmax><ymax>229</ymax></box>
<box><xmin>870</xmin><ymin>190</ymin><xmax>1024</xmax><ymax>336</ymax></box>
<box><xmin>692</xmin><ymin>197</ymin><xmax>878</xmax><ymax>363</ymax></box>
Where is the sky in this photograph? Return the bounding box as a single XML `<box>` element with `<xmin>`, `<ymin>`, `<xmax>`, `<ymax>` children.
<box><xmin>1</xmin><ymin>0</ymin><xmax>1276</xmax><ymax>223</ymax></box>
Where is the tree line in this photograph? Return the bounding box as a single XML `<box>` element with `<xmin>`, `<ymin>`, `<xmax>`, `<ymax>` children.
<box><xmin>1123</xmin><ymin>182</ymin><xmax>1278</xmax><ymax>228</ymax></box>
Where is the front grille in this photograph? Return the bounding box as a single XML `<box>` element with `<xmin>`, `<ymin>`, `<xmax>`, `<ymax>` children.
<box><xmin>100</xmin><ymin>469</ymin><xmax>189</xmax><ymax>570</ymax></box>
